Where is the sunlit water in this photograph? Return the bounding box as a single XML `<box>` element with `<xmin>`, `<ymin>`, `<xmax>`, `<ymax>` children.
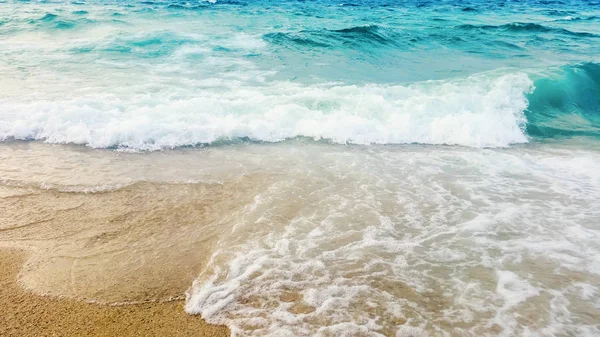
<box><xmin>0</xmin><ymin>0</ymin><xmax>599</xmax><ymax>336</ymax></box>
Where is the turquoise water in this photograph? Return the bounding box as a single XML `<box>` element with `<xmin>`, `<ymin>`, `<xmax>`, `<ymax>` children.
<box><xmin>0</xmin><ymin>0</ymin><xmax>599</xmax><ymax>149</ymax></box>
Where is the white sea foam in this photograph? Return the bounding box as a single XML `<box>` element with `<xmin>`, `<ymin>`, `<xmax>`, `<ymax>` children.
<box><xmin>184</xmin><ymin>145</ymin><xmax>600</xmax><ymax>337</ymax></box>
<box><xmin>0</xmin><ymin>73</ymin><xmax>533</xmax><ymax>150</ymax></box>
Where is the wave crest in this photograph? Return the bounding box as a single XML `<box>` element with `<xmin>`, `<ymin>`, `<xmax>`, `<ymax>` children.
<box><xmin>263</xmin><ymin>25</ymin><xmax>401</xmax><ymax>49</ymax></box>
<box><xmin>526</xmin><ymin>62</ymin><xmax>600</xmax><ymax>138</ymax></box>
<box><xmin>0</xmin><ymin>72</ymin><xmax>534</xmax><ymax>150</ymax></box>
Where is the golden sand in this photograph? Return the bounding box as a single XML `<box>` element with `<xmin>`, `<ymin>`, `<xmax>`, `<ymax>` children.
<box><xmin>0</xmin><ymin>178</ymin><xmax>266</xmax><ymax>303</ymax></box>
<box><xmin>0</xmin><ymin>178</ymin><xmax>264</xmax><ymax>336</ymax></box>
<box><xmin>0</xmin><ymin>248</ymin><xmax>229</xmax><ymax>337</ymax></box>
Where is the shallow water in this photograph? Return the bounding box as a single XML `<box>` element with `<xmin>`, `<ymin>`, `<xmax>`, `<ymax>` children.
<box><xmin>1</xmin><ymin>141</ymin><xmax>599</xmax><ymax>336</ymax></box>
<box><xmin>1</xmin><ymin>0</ymin><xmax>600</xmax><ymax>336</ymax></box>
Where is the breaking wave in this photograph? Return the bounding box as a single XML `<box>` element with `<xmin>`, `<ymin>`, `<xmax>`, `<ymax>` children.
<box><xmin>1</xmin><ymin>63</ymin><xmax>598</xmax><ymax>150</ymax></box>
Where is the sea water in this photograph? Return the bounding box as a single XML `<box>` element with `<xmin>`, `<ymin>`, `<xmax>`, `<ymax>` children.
<box><xmin>0</xmin><ymin>0</ymin><xmax>599</xmax><ymax>336</ymax></box>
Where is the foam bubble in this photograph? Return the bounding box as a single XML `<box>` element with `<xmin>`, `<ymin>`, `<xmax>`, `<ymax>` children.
<box><xmin>495</xmin><ymin>270</ymin><xmax>540</xmax><ymax>308</ymax></box>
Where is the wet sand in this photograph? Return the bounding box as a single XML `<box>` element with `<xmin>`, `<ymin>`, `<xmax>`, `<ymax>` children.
<box><xmin>0</xmin><ymin>150</ymin><xmax>262</xmax><ymax>336</ymax></box>
<box><xmin>0</xmin><ymin>179</ymin><xmax>265</xmax><ymax>303</ymax></box>
<box><xmin>2</xmin><ymin>142</ymin><xmax>599</xmax><ymax>336</ymax></box>
<box><xmin>0</xmin><ymin>143</ymin><xmax>272</xmax><ymax>337</ymax></box>
<box><xmin>0</xmin><ymin>248</ymin><xmax>230</xmax><ymax>337</ymax></box>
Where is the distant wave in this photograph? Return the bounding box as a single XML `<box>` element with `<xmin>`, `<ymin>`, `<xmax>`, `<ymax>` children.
<box><xmin>264</xmin><ymin>25</ymin><xmax>401</xmax><ymax>49</ymax></box>
<box><xmin>551</xmin><ymin>15</ymin><xmax>599</xmax><ymax>22</ymax></box>
<box><xmin>330</xmin><ymin>25</ymin><xmax>398</xmax><ymax>45</ymax></box>
<box><xmin>39</xmin><ymin>13</ymin><xmax>58</xmax><ymax>21</ymax></box>
<box><xmin>166</xmin><ymin>4</ymin><xmax>209</xmax><ymax>10</ymax></box>
<box><xmin>331</xmin><ymin>25</ymin><xmax>380</xmax><ymax>34</ymax></box>
<box><xmin>263</xmin><ymin>32</ymin><xmax>331</xmax><ymax>48</ymax></box>
<box><xmin>265</xmin><ymin>21</ymin><xmax>597</xmax><ymax>53</ymax></box>
<box><xmin>27</xmin><ymin>12</ymin><xmax>95</xmax><ymax>30</ymax></box>
<box><xmin>457</xmin><ymin>22</ymin><xmax>598</xmax><ymax>38</ymax></box>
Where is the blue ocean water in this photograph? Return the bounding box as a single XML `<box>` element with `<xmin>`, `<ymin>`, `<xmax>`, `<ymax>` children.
<box><xmin>0</xmin><ymin>0</ymin><xmax>598</xmax><ymax>149</ymax></box>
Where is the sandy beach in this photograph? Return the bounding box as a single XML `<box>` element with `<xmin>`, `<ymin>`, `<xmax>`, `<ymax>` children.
<box><xmin>1</xmin><ymin>142</ymin><xmax>599</xmax><ymax>336</ymax></box>
<box><xmin>0</xmin><ymin>146</ymin><xmax>246</xmax><ymax>337</ymax></box>
<box><xmin>0</xmin><ymin>248</ymin><xmax>230</xmax><ymax>337</ymax></box>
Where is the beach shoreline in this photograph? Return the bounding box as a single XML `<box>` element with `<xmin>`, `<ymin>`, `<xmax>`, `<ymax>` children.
<box><xmin>1</xmin><ymin>142</ymin><xmax>599</xmax><ymax>336</ymax></box>
<box><xmin>0</xmin><ymin>247</ymin><xmax>230</xmax><ymax>337</ymax></box>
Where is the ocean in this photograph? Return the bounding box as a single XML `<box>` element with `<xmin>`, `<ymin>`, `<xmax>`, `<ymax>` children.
<box><xmin>0</xmin><ymin>0</ymin><xmax>599</xmax><ymax>336</ymax></box>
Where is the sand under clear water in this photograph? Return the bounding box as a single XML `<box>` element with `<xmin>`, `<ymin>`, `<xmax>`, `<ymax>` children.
<box><xmin>1</xmin><ymin>141</ymin><xmax>599</xmax><ymax>337</ymax></box>
<box><xmin>0</xmin><ymin>248</ymin><xmax>230</xmax><ymax>337</ymax></box>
